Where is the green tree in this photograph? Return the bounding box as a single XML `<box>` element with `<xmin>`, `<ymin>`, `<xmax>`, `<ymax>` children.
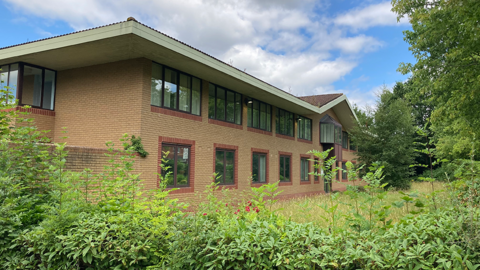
<box><xmin>391</xmin><ymin>0</ymin><xmax>480</xmax><ymax>159</ymax></box>
<box><xmin>351</xmin><ymin>87</ymin><xmax>416</xmax><ymax>189</ymax></box>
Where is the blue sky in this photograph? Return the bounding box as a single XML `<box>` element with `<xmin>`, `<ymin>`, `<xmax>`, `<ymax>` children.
<box><xmin>0</xmin><ymin>0</ymin><xmax>415</xmax><ymax>108</ymax></box>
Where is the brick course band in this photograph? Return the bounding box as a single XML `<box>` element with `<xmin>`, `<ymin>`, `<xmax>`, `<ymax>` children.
<box><xmin>1</xmin><ymin>106</ymin><xmax>56</xmax><ymax>116</ymax></box>
<box><xmin>151</xmin><ymin>106</ymin><xmax>202</xmax><ymax>122</ymax></box>
<box><xmin>247</xmin><ymin>127</ymin><xmax>273</xmax><ymax>136</ymax></box>
<box><xmin>208</xmin><ymin>119</ymin><xmax>243</xmax><ymax>130</ymax></box>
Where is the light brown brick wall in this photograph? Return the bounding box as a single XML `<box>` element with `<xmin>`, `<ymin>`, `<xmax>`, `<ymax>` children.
<box><xmin>134</xmin><ymin>58</ymin><xmax>358</xmax><ymax>203</ymax></box>
<box><xmin>15</xmin><ymin>58</ymin><xmax>359</xmax><ymax>203</ymax></box>
<box><xmin>53</xmin><ymin>59</ymin><xmax>143</xmax><ymax>147</ymax></box>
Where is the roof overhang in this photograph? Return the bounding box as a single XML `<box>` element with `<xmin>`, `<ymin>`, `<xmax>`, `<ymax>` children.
<box><xmin>0</xmin><ymin>20</ymin><xmax>359</xmax><ymax>122</ymax></box>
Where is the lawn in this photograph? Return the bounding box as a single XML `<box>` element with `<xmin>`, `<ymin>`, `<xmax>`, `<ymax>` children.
<box><xmin>272</xmin><ymin>181</ymin><xmax>447</xmax><ymax>226</ymax></box>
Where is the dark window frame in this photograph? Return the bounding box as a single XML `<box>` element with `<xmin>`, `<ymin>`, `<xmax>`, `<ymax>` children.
<box><xmin>215</xmin><ymin>149</ymin><xmax>236</xmax><ymax>185</ymax></box>
<box><xmin>300</xmin><ymin>157</ymin><xmax>310</xmax><ymax>182</ymax></box>
<box><xmin>342</xmin><ymin>131</ymin><xmax>348</xmax><ymax>149</ymax></box>
<box><xmin>342</xmin><ymin>162</ymin><xmax>347</xmax><ymax>180</ymax></box>
<box><xmin>161</xmin><ymin>143</ymin><xmax>191</xmax><ymax>188</ymax></box>
<box><xmin>151</xmin><ymin>61</ymin><xmax>202</xmax><ymax>116</ymax></box>
<box><xmin>314</xmin><ymin>157</ymin><xmax>319</xmax><ymax>182</ymax></box>
<box><xmin>297</xmin><ymin>115</ymin><xmax>313</xmax><ymax>141</ymax></box>
<box><xmin>208</xmin><ymin>83</ymin><xmax>242</xmax><ymax>125</ymax></box>
<box><xmin>247</xmin><ymin>98</ymin><xmax>272</xmax><ymax>132</ymax></box>
<box><xmin>279</xmin><ymin>155</ymin><xmax>291</xmax><ymax>182</ymax></box>
<box><xmin>252</xmin><ymin>152</ymin><xmax>268</xmax><ymax>183</ymax></box>
<box><xmin>276</xmin><ymin>108</ymin><xmax>294</xmax><ymax>137</ymax></box>
<box><xmin>1</xmin><ymin>62</ymin><xmax>57</xmax><ymax>110</ymax></box>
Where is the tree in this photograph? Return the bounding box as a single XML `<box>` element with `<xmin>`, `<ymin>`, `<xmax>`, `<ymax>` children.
<box><xmin>351</xmin><ymin>87</ymin><xmax>417</xmax><ymax>189</ymax></box>
<box><xmin>391</xmin><ymin>0</ymin><xmax>480</xmax><ymax>159</ymax></box>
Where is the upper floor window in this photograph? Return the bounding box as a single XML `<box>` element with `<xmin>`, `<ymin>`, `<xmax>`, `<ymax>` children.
<box><xmin>247</xmin><ymin>99</ymin><xmax>271</xmax><ymax>131</ymax></box>
<box><xmin>342</xmin><ymin>131</ymin><xmax>348</xmax><ymax>149</ymax></box>
<box><xmin>297</xmin><ymin>116</ymin><xmax>312</xmax><ymax>141</ymax></box>
<box><xmin>208</xmin><ymin>84</ymin><xmax>242</xmax><ymax>124</ymax></box>
<box><xmin>320</xmin><ymin>114</ymin><xmax>342</xmax><ymax>144</ymax></box>
<box><xmin>1</xmin><ymin>62</ymin><xmax>56</xmax><ymax>110</ymax></box>
<box><xmin>0</xmin><ymin>63</ymin><xmax>18</xmax><ymax>105</ymax></box>
<box><xmin>151</xmin><ymin>62</ymin><xmax>201</xmax><ymax>115</ymax></box>
<box><xmin>276</xmin><ymin>108</ymin><xmax>294</xmax><ymax>136</ymax></box>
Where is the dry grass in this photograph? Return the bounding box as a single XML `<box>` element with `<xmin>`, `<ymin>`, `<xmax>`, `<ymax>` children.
<box><xmin>272</xmin><ymin>182</ymin><xmax>449</xmax><ymax>226</ymax></box>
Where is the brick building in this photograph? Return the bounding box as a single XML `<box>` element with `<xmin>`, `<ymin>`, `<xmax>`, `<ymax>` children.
<box><xmin>0</xmin><ymin>19</ymin><xmax>359</xmax><ymax>200</ymax></box>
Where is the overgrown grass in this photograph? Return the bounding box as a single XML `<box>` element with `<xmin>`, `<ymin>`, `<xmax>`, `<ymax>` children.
<box><xmin>273</xmin><ymin>181</ymin><xmax>447</xmax><ymax>225</ymax></box>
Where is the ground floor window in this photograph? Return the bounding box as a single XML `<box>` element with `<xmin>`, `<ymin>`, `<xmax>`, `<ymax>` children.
<box><xmin>314</xmin><ymin>158</ymin><xmax>319</xmax><ymax>181</ymax></box>
<box><xmin>252</xmin><ymin>153</ymin><xmax>267</xmax><ymax>183</ymax></box>
<box><xmin>161</xmin><ymin>144</ymin><xmax>190</xmax><ymax>187</ymax></box>
<box><xmin>300</xmin><ymin>157</ymin><xmax>309</xmax><ymax>182</ymax></box>
<box><xmin>215</xmin><ymin>149</ymin><xmax>235</xmax><ymax>185</ymax></box>
<box><xmin>279</xmin><ymin>155</ymin><xmax>291</xmax><ymax>182</ymax></box>
<box><xmin>342</xmin><ymin>162</ymin><xmax>347</xmax><ymax>180</ymax></box>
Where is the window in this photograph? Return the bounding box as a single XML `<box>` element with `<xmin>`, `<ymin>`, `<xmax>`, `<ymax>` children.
<box><xmin>314</xmin><ymin>158</ymin><xmax>319</xmax><ymax>182</ymax></box>
<box><xmin>247</xmin><ymin>99</ymin><xmax>271</xmax><ymax>131</ymax></box>
<box><xmin>279</xmin><ymin>155</ymin><xmax>291</xmax><ymax>182</ymax></box>
<box><xmin>298</xmin><ymin>116</ymin><xmax>312</xmax><ymax>140</ymax></box>
<box><xmin>1</xmin><ymin>63</ymin><xmax>56</xmax><ymax>110</ymax></box>
<box><xmin>342</xmin><ymin>162</ymin><xmax>347</xmax><ymax>180</ymax></box>
<box><xmin>320</xmin><ymin>123</ymin><xmax>335</xmax><ymax>143</ymax></box>
<box><xmin>215</xmin><ymin>149</ymin><xmax>235</xmax><ymax>185</ymax></box>
<box><xmin>209</xmin><ymin>84</ymin><xmax>242</xmax><ymax>124</ymax></box>
<box><xmin>252</xmin><ymin>153</ymin><xmax>267</xmax><ymax>183</ymax></box>
<box><xmin>276</xmin><ymin>108</ymin><xmax>294</xmax><ymax>136</ymax></box>
<box><xmin>342</xmin><ymin>132</ymin><xmax>348</xmax><ymax>149</ymax></box>
<box><xmin>0</xmin><ymin>63</ymin><xmax>19</xmax><ymax>105</ymax></box>
<box><xmin>151</xmin><ymin>62</ymin><xmax>201</xmax><ymax>115</ymax></box>
<box><xmin>300</xmin><ymin>158</ymin><xmax>309</xmax><ymax>182</ymax></box>
<box><xmin>335</xmin><ymin>126</ymin><xmax>342</xmax><ymax>144</ymax></box>
<box><xmin>350</xmin><ymin>139</ymin><xmax>357</xmax><ymax>151</ymax></box>
<box><xmin>161</xmin><ymin>144</ymin><xmax>190</xmax><ymax>187</ymax></box>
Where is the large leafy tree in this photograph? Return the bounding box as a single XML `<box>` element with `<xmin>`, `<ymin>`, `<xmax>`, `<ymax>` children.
<box><xmin>351</xmin><ymin>87</ymin><xmax>417</xmax><ymax>189</ymax></box>
<box><xmin>391</xmin><ymin>0</ymin><xmax>480</xmax><ymax>159</ymax></box>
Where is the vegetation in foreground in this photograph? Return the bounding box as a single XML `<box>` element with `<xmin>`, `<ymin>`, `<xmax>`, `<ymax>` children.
<box><xmin>1</xmin><ymin>94</ymin><xmax>479</xmax><ymax>269</ymax></box>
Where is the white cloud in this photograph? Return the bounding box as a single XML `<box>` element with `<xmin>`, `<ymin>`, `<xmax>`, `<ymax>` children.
<box><xmin>335</xmin><ymin>35</ymin><xmax>383</xmax><ymax>54</ymax></box>
<box><xmin>334</xmin><ymin>2</ymin><xmax>409</xmax><ymax>30</ymax></box>
<box><xmin>3</xmin><ymin>0</ymin><xmax>405</xmax><ymax>99</ymax></box>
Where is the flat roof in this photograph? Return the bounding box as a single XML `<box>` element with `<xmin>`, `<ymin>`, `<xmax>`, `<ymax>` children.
<box><xmin>0</xmin><ymin>18</ymin><xmax>358</xmax><ymax>129</ymax></box>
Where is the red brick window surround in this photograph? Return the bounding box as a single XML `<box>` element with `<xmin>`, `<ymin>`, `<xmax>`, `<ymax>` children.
<box><xmin>151</xmin><ymin>106</ymin><xmax>202</xmax><ymax>122</ymax></box>
<box><xmin>251</xmin><ymin>148</ymin><xmax>269</xmax><ymax>187</ymax></box>
<box><xmin>157</xmin><ymin>136</ymin><xmax>195</xmax><ymax>194</ymax></box>
<box><xmin>213</xmin><ymin>143</ymin><xmax>238</xmax><ymax>189</ymax></box>
<box><xmin>300</xmin><ymin>154</ymin><xmax>312</xmax><ymax>185</ymax></box>
<box><xmin>278</xmin><ymin>151</ymin><xmax>292</xmax><ymax>186</ymax></box>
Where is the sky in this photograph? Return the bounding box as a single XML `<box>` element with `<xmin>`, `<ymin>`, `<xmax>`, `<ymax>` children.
<box><xmin>0</xmin><ymin>0</ymin><xmax>415</xmax><ymax>108</ymax></box>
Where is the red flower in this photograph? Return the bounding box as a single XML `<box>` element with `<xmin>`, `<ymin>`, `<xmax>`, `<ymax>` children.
<box><xmin>216</xmin><ymin>209</ymin><xmax>219</xmax><ymax>212</ymax></box>
<box><xmin>245</xmin><ymin>206</ymin><xmax>250</xmax><ymax>212</ymax></box>
<box><xmin>225</xmin><ymin>203</ymin><xmax>228</xmax><ymax>207</ymax></box>
<box><xmin>247</xmin><ymin>201</ymin><xmax>252</xmax><ymax>206</ymax></box>
<box><xmin>253</xmin><ymin>207</ymin><xmax>260</xmax><ymax>213</ymax></box>
<box><xmin>203</xmin><ymin>213</ymin><xmax>207</xmax><ymax>216</ymax></box>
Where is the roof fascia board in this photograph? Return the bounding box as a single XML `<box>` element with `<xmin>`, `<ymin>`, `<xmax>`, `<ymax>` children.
<box><xmin>0</xmin><ymin>22</ymin><xmax>135</xmax><ymax>61</ymax></box>
<box><xmin>131</xmin><ymin>23</ymin><xmax>322</xmax><ymax>114</ymax></box>
<box><xmin>317</xmin><ymin>95</ymin><xmax>359</xmax><ymax>122</ymax></box>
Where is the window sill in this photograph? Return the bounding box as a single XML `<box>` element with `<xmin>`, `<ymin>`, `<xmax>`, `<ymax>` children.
<box><xmin>6</xmin><ymin>106</ymin><xmax>56</xmax><ymax>116</ymax></box>
<box><xmin>217</xmin><ymin>184</ymin><xmax>238</xmax><ymax>190</ymax></box>
<box><xmin>278</xmin><ymin>181</ymin><xmax>293</xmax><ymax>186</ymax></box>
<box><xmin>209</xmin><ymin>118</ymin><xmax>243</xmax><ymax>130</ymax></box>
<box><xmin>314</xmin><ymin>180</ymin><xmax>320</xmax><ymax>184</ymax></box>
<box><xmin>275</xmin><ymin>133</ymin><xmax>295</xmax><ymax>141</ymax></box>
<box><xmin>247</xmin><ymin>127</ymin><xmax>272</xmax><ymax>136</ymax></box>
<box><xmin>151</xmin><ymin>106</ymin><xmax>202</xmax><ymax>122</ymax></box>
<box><xmin>300</xmin><ymin>181</ymin><xmax>312</xmax><ymax>185</ymax></box>
<box><xmin>297</xmin><ymin>138</ymin><xmax>313</xmax><ymax>144</ymax></box>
